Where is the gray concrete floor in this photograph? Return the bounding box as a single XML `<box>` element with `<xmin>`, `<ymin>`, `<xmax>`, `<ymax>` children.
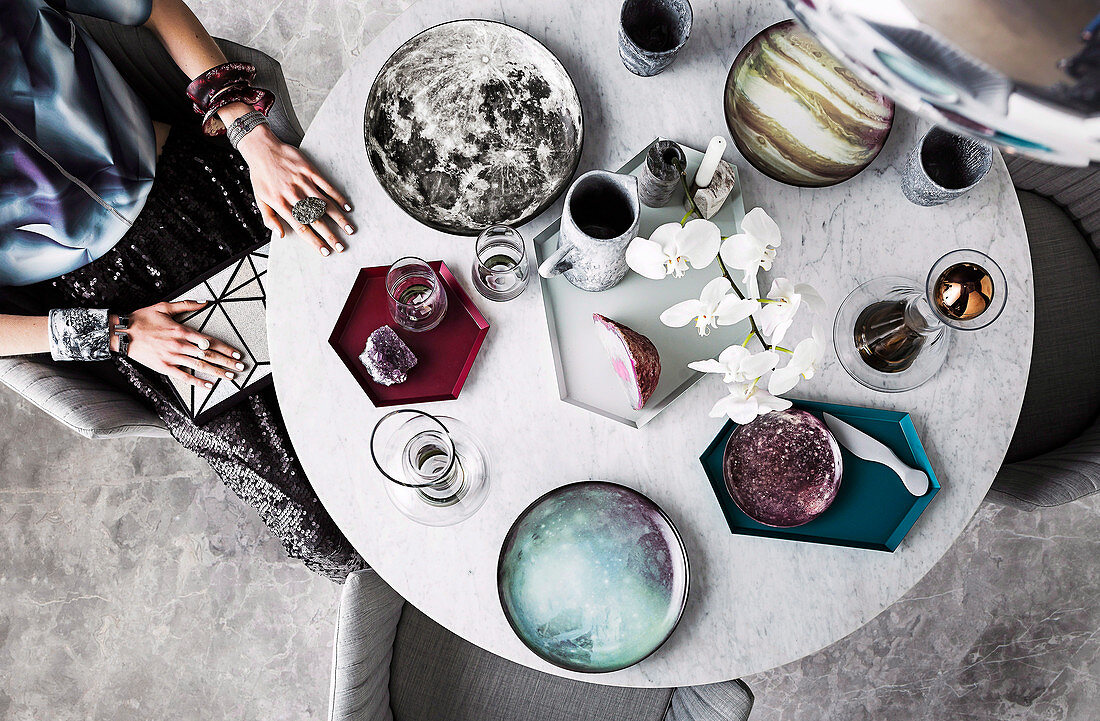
<box><xmin>2</xmin><ymin>2</ymin><xmax>1099</xmax><ymax>719</ymax></box>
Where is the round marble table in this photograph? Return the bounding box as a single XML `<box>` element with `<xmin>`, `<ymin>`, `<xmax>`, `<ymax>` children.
<box><xmin>267</xmin><ymin>0</ymin><xmax>1032</xmax><ymax>687</ymax></box>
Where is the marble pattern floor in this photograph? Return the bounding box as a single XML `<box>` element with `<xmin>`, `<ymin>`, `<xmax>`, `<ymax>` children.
<box><xmin>2</xmin><ymin>1</ymin><xmax>1098</xmax><ymax>718</ymax></box>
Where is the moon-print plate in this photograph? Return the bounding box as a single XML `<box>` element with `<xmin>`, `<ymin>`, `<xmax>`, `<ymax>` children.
<box><xmin>724</xmin><ymin>19</ymin><xmax>894</xmax><ymax>188</ymax></box>
<box><xmin>498</xmin><ymin>481</ymin><xmax>689</xmax><ymax>673</ymax></box>
<box><xmin>364</xmin><ymin>19</ymin><xmax>584</xmax><ymax>235</ymax></box>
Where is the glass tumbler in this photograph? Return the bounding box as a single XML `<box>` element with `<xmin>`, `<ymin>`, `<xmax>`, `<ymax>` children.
<box><xmin>386</xmin><ymin>256</ymin><xmax>448</xmax><ymax>332</ymax></box>
<box><xmin>471</xmin><ymin>225</ymin><xmax>530</xmax><ymax>302</ymax></box>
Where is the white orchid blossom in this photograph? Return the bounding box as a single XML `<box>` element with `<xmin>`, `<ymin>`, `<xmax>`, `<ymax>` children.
<box><xmin>660</xmin><ymin>277</ymin><xmax>758</xmax><ymax>336</ymax></box>
<box><xmin>753</xmin><ymin>277</ymin><xmax>824</xmax><ymax>346</ymax></box>
<box><xmin>708</xmin><ymin>382</ymin><xmax>793</xmax><ymax>424</ymax></box>
<box><xmin>768</xmin><ymin>327</ymin><xmax>826</xmax><ymax>395</ymax></box>
<box><xmin>689</xmin><ymin>345</ymin><xmax>780</xmax><ymax>385</ymax></box>
<box><xmin>625</xmin><ymin>219</ymin><xmax>721</xmax><ymax>280</ymax></box>
<box><xmin>718</xmin><ymin>207</ymin><xmax>781</xmax><ymax>293</ymax></box>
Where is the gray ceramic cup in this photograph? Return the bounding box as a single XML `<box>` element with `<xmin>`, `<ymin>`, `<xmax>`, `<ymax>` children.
<box><xmin>902</xmin><ymin>127</ymin><xmax>993</xmax><ymax>206</ymax></box>
<box><xmin>618</xmin><ymin>0</ymin><xmax>693</xmax><ymax>77</ymax></box>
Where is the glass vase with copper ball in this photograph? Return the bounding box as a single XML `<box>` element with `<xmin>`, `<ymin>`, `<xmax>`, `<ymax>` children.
<box><xmin>833</xmin><ymin>250</ymin><xmax>1007</xmax><ymax>392</ymax></box>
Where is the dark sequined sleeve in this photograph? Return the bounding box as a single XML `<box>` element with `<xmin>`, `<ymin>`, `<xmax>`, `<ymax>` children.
<box><xmin>48</xmin><ymin>308</ymin><xmax>112</xmax><ymax>361</ymax></box>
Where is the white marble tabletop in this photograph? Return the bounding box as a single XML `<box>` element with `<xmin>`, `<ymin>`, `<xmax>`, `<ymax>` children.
<box><xmin>267</xmin><ymin>0</ymin><xmax>1033</xmax><ymax>687</ymax></box>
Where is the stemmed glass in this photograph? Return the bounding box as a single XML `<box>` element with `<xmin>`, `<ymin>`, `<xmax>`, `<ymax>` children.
<box><xmin>369</xmin><ymin>409</ymin><xmax>491</xmax><ymax>526</ymax></box>
<box><xmin>833</xmin><ymin>249</ymin><xmax>1007</xmax><ymax>392</ymax></box>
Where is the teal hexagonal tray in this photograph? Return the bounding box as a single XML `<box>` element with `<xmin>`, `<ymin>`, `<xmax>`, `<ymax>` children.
<box><xmin>699</xmin><ymin>399</ymin><xmax>940</xmax><ymax>552</ymax></box>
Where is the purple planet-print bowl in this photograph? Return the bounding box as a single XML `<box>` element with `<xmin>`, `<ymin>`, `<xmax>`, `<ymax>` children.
<box><xmin>723</xmin><ymin>409</ymin><xmax>843</xmax><ymax>527</ymax></box>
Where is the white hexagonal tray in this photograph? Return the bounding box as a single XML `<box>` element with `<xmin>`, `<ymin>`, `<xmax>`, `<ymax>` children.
<box><xmin>535</xmin><ymin>141</ymin><xmax>749</xmax><ymax>428</ymax></box>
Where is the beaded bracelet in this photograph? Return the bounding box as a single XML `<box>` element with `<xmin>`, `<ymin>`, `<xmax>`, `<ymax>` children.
<box><xmin>227</xmin><ymin>110</ymin><xmax>270</xmax><ymax>149</ymax></box>
<box><xmin>187</xmin><ymin>62</ymin><xmax>275</xmax><ymax>136</ymax></box>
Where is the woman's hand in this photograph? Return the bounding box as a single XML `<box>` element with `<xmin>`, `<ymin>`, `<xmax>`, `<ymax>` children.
<box><xmin>114</xmin><ymin>301</ymin><xmax>244</xmax><ymax>389</ymax></box>
<box><xmin>235</xmin><ymin>123</ymin><xmax>355</xmax><ymax>257</ymax></box>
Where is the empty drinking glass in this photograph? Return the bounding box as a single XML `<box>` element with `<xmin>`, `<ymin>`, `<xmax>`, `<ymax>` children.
<box><xmin>387</xmin><ymin>256</ymin><xmax>448</xmax><ymax>332</ymax></box>
<box><xmin>471</xmin><ymin>225</ymin><xmax>530</xmax><ymax>302</ymax></box>
<box><xmin>369</xmin><ymin>409</ymin><xmax>491</xmax><ymax>526</ymax></box>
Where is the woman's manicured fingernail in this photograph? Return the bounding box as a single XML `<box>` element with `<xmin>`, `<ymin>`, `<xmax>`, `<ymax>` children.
<box><xmin>232</xmin><ymin>352</ymin><xmax>242</xmax><ymax>360</ymax></box>
<box><xmin>334</xmin><ymin>242</ymin><xmax>346</xmax><ymax>253</ymax></box>
<box><xmin>344</xmin><ymin>224</ymin><xmax>354</xmax><ymax>235</ymax></box>
<box><xmin>320</xmin><ymin>247</ymin><xmax>331</xmax><ymax>257</ymax></box>
<box><xmin>343</xmin><ymin>204</ymin><xmax>352</xmax><ymax>212</ymax></box>
<box><xmin>236</xmin><ymin>362</ymin><xmax>245</xmax><ymax>370</ymax></box>
<box><xmin>204</xmin><ymin>382</ymin><xmax>213</xmax><ymax>389</ymax></box>
<box><xmin>225</xmin><ymin>371</ymin><xmax>235</xmax><ymax>379</ymax></box>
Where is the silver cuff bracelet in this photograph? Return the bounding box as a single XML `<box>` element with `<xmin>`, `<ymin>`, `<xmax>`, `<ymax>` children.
<box><xmin>48</xmin><ymin>308</ymin><xmax>111</xmax><ymax>361</ymax></box>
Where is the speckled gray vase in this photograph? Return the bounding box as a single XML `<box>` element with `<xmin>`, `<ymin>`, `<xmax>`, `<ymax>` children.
<box><xmin>638</xmin><ymin>139</ymin><xmax>686</xmax><ymax>207</ymax></box>
<box><xmin>538</xmin><ymin>170</ymin><xmax>640</xmax><ymax>292</ymax></box>
<box><xmin>902</xmin><ymin>127</ymin><xmax>993</xmax><ymax>206</ymax></box>
<box><xmin>618</xmin><ymin>0</ymin><xmax>693</xmax><ymax>77</ymax></box>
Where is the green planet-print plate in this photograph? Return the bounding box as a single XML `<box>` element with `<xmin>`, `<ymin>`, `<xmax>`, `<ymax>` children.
<box><xmin>498</xmin><ymin>482</ymin><xmax>689</xmax><ymax>673</ymax></box>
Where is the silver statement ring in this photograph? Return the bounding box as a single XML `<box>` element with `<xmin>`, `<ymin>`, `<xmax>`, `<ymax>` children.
<box><xmin>292</xmin><ymin>197</ymin><xmax>327</xmax><ymax>225</ymax></box>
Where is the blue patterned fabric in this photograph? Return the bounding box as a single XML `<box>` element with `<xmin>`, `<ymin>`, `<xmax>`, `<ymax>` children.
<box><xmin>0</xmin><ymin>0</ymin><xmax>156</xmax><ymax>287</ymax></box>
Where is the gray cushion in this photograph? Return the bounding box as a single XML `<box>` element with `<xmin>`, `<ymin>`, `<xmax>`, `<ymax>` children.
<box><xmin>0</xmin><ymin>356</ymin><xmax>169</xmax><ymax>439</ymax></box>
<box><xmin>1004</xmin><ymin>191</ymin><xmax>1100</xmax><ymax>462</ymax></box>
<box><xmin>389</xmin><ymin>604</ymin><xmax>673</xmax><ymax>721</ymax></box>
<box><xmin>330</xmin><ymin>570</ymin><xmax>401</xmax><ymax>721</ymax></box>
<box><xmin>1005</xmin><ymin>156</ymin><xmax>1100</xmax><ymax>253</ymax></box>
<box><xmin>665</xmin><ymin>682</ymin><xmax>753</xmax><ymax>721</ymax></box>
<box><xmin>71</xmin><ymin>15</ymin><xmax>304</xmax><ymax>145</ymax></box>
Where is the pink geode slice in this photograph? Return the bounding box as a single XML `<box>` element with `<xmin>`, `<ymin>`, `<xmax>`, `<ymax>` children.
<box><xmin>723</xmin><ymin>409</ymin><xmax>843</xmax><ymax>527</ymax></box>
<box><xmin>593</xmin><ymin>314</ymin><xmax>661</xmax><ymax>411</ymax></box>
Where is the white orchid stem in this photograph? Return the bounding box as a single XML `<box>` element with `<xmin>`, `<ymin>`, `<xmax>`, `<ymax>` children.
<box><xmin>715</xmin><ymin>254</ymin><xmax>770</xmax><ymax>351</ymax></box>
<box><xmin>675</xmin><ymin>157</ymin><xmax>704</xmax><ymax>220</ymax></box>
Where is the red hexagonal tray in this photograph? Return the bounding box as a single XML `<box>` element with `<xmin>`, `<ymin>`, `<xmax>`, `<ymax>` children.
<box><xmin>329</xmin><ymin>261</ymin><xmax>489</xmax><ymax>406</ymax></box>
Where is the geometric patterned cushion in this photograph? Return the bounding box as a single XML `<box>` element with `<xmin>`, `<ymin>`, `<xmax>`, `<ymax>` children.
<box><xmin>168</xmin><ymin>242</ymin><xmax>271</xmax><ymax>424</ymax></box>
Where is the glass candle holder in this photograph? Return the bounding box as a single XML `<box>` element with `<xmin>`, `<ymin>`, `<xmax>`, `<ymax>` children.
<box><xmin>369</xmin><ymin>409</ymin><xmax>491</xmax><ymax>526</ymax></box>
<box><xmin>471</xmin><ymin>225</ymin><xmax>530</xmax><ymax>302</ymax></box>
<box><xmin>833</xmin><ymin>249</ymin><xmax>1007</xmax><ymax>392</ymax></box>
<box><xmin>386</xmin><ymin>256</ymin><xmax>448</xmax><ymax>332</ymax></box>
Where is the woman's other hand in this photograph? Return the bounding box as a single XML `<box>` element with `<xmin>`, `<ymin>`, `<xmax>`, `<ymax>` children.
<box><xmin>115</xmin><ymin>301</ymin><xmax>244</xmax><ymax>389</ymax></box>
<box><xmin>235</xmin><ymin>123</ymin><xmax>355</xmax><ymax>257</ymax></box>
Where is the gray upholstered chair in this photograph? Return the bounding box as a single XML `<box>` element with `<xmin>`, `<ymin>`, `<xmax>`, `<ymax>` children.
<box><xmin>0</xmin><ymin>18</ymin><xmax>301</xmax><ymax>440</ymax></box>
<box><xmin>986</xmin><ymin>157</ymin><xmax>1100</xmax><ymax>510</ymax></box>
<box><xmin>328</xmin><ymin>569</ymin><xmax>753</xmax><ymax>721</ymax></box>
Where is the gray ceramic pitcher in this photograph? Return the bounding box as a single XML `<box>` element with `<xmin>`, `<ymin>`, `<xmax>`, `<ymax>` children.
<box><xmin>538</xmin><ymin>170</ymin><xmax>641</xmax><ymax>292</ymax></box>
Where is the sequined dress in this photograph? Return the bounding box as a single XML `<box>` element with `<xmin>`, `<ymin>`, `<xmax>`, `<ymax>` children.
<box><xmin>4</xmin><ymin>127</ymin><xmax>367</xmax><ymax>582</ymax></box>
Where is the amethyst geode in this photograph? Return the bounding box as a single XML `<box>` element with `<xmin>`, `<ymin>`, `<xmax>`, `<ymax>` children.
<box><xmin>723</xmin><ymin>409</ymin><xmax>842</xmax><ymax>527</ymax></box>
<box><xmin>360</xmin><ymin>325</ymin><xmax>417</xmax><ymax>386</ymax></box>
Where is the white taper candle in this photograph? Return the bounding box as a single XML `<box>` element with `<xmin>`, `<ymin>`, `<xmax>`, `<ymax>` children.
<box><xmin>694</xmin><ymin>136</ymin><xmax>727</xmax><ymax>188</ymax></box>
